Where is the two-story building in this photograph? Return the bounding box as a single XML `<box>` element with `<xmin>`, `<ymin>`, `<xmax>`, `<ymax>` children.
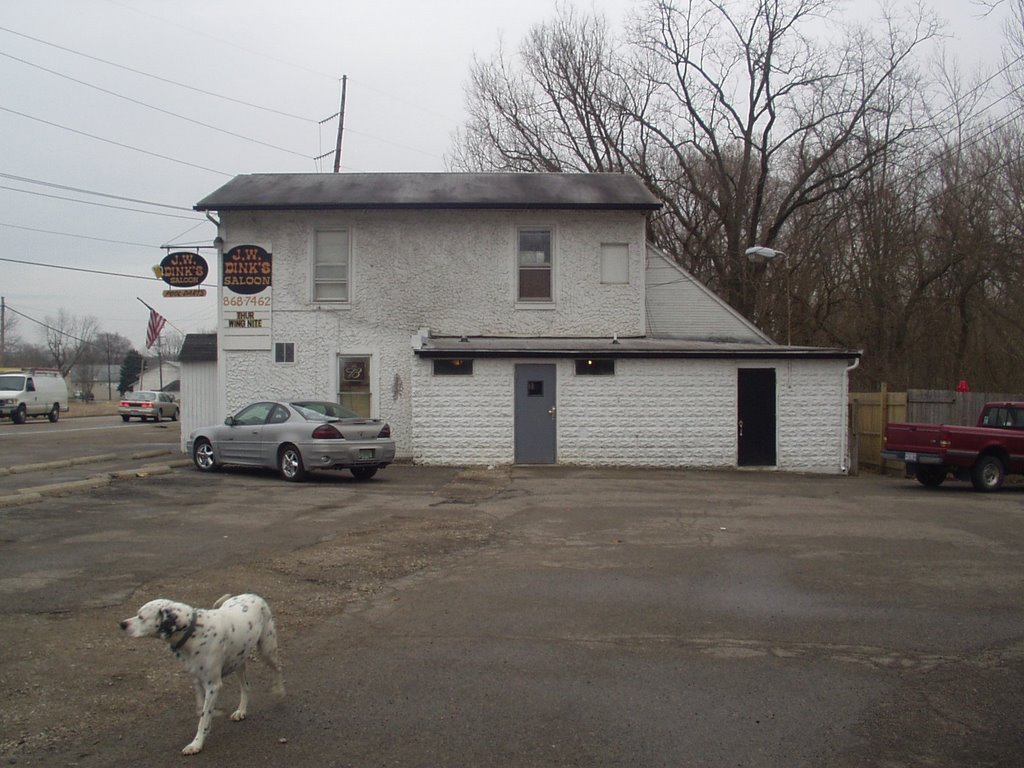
<box><xmin>190</xmin><ymin>172</ymin><xmax>859</xmax><ymax>472</ymax></box>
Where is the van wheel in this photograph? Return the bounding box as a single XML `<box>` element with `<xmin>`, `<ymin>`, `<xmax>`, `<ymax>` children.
<box><xmin>48</xmin><ymin>404</ymin><xmax>60</xmax><ymax>423</ymax></box>
<box><xmin>971</xmin><ymin>455</ymin><xmax>1005</xmax><ymax>492</ymax></box>
<box><xmin>11</xmin><ymin>406</ymin><xmax>26</xmax><ymax>425</ymax></box>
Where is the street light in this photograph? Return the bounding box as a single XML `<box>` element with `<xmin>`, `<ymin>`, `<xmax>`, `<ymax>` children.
<box><xmin>745</xmin><ymin>246</ymin><xmax>791</xmax><ymax>346</ymax></box>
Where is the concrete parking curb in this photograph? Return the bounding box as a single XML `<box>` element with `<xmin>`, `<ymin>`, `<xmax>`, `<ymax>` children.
<box><xmin>0</xmin><ymin>457</ymin><xmax>192</xmax><ymax>509</ymax></box>
<box><xmin>0</xmin><ymin>448</ymin><xmax>175</xmax><ymax>476</ymax></box>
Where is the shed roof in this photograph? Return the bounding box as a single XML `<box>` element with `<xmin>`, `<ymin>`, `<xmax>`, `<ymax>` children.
<box><xmin>194</xmin><ymin>173</ymin><xmax>662</xmax><ymax>212</ymax></box>
<box><xmin>178</xmin><ymin>333</ymin><xmax>217</xmax><ymax>363</ymax></box>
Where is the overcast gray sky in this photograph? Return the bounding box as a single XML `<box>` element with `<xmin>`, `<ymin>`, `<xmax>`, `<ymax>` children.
<box><xmin>0</xmin><ymin>0</ymin><xmax>1011</xmax><ymax>352</ymax></box>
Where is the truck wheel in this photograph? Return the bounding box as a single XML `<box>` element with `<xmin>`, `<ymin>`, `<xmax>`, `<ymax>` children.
<box><xmin>914</xmin><ymin>465</ymin><xmax>946</xmax><ymax>487</ymax></box>
<box><xmin>11</xmin><ymin>405</ymin><xmax>26</xmax><ymax>425</ymax></box>
<box><xmin>48</xmin><ymin>404</ymin><xmax>60</xmax><ymax>423</ymax></box>
<box><xmin>971</xmin><ymin>455</ymin><xmax>1005</xmax><ymax>492</ymax></box>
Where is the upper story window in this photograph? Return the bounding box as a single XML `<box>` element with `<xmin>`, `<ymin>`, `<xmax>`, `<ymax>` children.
<box><xmin>517</xmin><ymin>228</ymin><xmax>552</xmax><ymax>302</ymax></box>
<box><xmin>314</xmin><ymin>230</ymin><xmax>350</xmax><ymax>302</ymax></box>
<box><xmin>600</xmin><ymin>243</ymin><xmax>629</xmax><ymax>284</ymax></box>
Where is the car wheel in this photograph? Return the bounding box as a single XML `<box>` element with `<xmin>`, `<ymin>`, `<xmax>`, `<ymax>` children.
<box><xmin>154</xmin><ymin>410</ymin><xmax>162</xmax><ymax>423</ymax></box>
<box><xmin>121</xmin><ymin>415</ymin><xmax>130</xmax><ymax>422</ymax></box>
<box><xmin>971</xmin><ymin>455</ymin><xmax>1005</xmax><ymax>492</ymax></box>
<box><xmin>279</xmin><ymin>445</ymin><xmax>307</xmax><ymax>482</ymax></box>
<box><xmin>11</xmin><ymin>405</ymin><xmax>25</xmax><ymax>425</ymax></box>
<box><xmin>48</xmin><ymin>404</ymin><xmax>60</xmax><ymax>423</ymax></box>
<box><xmin>172</xmin><ymin>409</ymin><xmax>179</xmax><ymax>422</ymax></box>
<box><xmin>351</xmin><ymin>467</ymin><xmax>378</xmax><ymax>481</ymax></box>
<box><xmin>192</xmin><ymin>438</ymin><xmax>220</xmax><ymax>472</ymax></box>
<box><xmin>913</xmin><ymin>465</ymin><xmax>946</xmax><ymax>487</ymax></box>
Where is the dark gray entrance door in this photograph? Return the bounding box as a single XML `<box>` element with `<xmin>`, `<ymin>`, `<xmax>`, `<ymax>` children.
<box><xmin>514</xmin><ymin>364</ymin><xmax>557</xmax><ymax>464</ymax></box>
<box><xmin>737</xmin><ymin>368</ymin><xmax>777</xmax><ymax>466</ymax></box>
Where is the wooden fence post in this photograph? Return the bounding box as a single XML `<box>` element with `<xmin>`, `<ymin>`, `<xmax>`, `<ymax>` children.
<box><xmin>879</xmin><ymin>382</ymin><xmax>889</xmax><ymax>474</ymax></box>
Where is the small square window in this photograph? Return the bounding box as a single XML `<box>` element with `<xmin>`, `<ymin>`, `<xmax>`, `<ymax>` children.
<box><xmin>600</xmin><ymin>243</ymin><xmax>629</xmax><ymax>284</ymax></box>
<box><xmin>275</xmin><ymin>342</ymin><xmax>295</xmax><ymax>363</ymax></box>
<box><xmin>575</xmin><ymin>359</ymin><xmax>615</xmax><ymax>376</ymax></box>
<box><xmin>527</xmin><ymin>380</ymin><xmax>544</xmax><ymax>396</ymax></box>
<box><xmin>433</xmin><ymin>359</ymin><xmax>474</xmax><ymax>376</ymax></box>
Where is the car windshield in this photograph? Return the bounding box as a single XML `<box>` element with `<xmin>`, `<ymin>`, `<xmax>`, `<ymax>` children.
<box><xmin>290</xmin><ymin>401</ymin><xmax>363</xmax><ymax>421</ymax></box>
<box><xmin>125</xmin><ymin>392</ymin><xmax>157</xmax><ymax>402</ymax></box>
<box><xmin>0</xmin><ymin>375</ymin><xmax>26</xmax><ymax>391</ymax></box>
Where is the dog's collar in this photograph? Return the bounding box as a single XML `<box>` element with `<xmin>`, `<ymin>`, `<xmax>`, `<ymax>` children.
<box><xmin>170</xmin><ymin>611</ymin><xmax>198</xmax><ymax>653</ymax></box>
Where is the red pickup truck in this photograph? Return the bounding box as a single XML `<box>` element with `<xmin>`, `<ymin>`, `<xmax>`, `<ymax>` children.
<box><xmin>881</xmin><ymin>402</ymin><xmax>1024</xmax><ymax>492</ymax></box>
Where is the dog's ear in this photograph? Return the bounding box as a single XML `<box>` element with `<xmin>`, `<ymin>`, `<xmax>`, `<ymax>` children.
<box><xmin>157</xmin><ymin>607</ymin><xmax>179</xmax><ymax>639</ymax></box>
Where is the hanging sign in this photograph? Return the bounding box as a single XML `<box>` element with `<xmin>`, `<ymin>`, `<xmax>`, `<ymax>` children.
<box><xmin>157</xmin><ymin>252</ymin><xmax>209</xmax><ymax>288</ymax></box>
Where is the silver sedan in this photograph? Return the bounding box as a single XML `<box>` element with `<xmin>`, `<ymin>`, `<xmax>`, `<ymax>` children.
<box><xmin>188</xmin><ymin>400</ymin><xmax>396</xmax><ymax>482</ymax></box>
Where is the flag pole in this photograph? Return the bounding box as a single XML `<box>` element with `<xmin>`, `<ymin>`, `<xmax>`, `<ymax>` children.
<box><xmin>136</xmin><ymin>297</ymin><xmax>184</xmax><ymax>335</ymax></box>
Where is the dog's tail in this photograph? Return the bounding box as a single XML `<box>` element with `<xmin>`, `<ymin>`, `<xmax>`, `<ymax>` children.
<box><xmin>212</xmin><ymin>594</ymin><xmax>232</xmax><ymax>609</ymax></box>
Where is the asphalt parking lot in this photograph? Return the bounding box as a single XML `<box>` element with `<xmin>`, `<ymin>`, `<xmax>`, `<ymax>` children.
<box><xmin>1</xmin><ymin>460</ymin><xmax>1023</xmax><ymax>767</ymax></box>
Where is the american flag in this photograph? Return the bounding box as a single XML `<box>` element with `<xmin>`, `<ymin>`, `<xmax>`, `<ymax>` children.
<box><xmin>145</xmin><ymin>308</ymin><xmax>166</xmax><ymax>349</ymax></box>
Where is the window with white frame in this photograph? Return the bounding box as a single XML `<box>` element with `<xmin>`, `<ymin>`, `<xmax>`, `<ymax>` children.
<box><xmin>600</xmin><ymin>243</ymin><xmax>629</xmax><ymax>284</ymax></box>
<box><xmin>517</xmin><ymin>228</ymin><xmax>552</xmax><ymax>301</ymax></box>
<box><xmin>314</xmin><ymin>229</ymin><xmax>350</xmax><ymax>302</ymax></box>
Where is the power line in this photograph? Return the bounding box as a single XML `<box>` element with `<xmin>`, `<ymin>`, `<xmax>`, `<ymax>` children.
<box><xmin>0</xmin><ymin>50</ymin><xmax>314</xmax><ymax>160</ymax></box>
<box><xmin>0</xmin><ymin>105</ymin><xmax>232</xmax><ymax>176</ymax></box>
<box><xmin>102</xmin><ymin>0</ymin><xmax>340</xmax><ymax>81</ymax></box>
<box><xmin>0</xmin><ymin>256</ymin><xmax>221</xmax><ymax>288</ymax></box>
<box><xmin>0</xmin><ymin>24</ymin><xmax>318</xmax><ymax>122</ymax></box>
<box><xmin>0</xmin><ymin>171</ymin><xmax>193</xmax><ymax>211</ymax></box>
<box><xmin>0</xmin><ymin>222</ymin><xmax>157</xmax><ymax>248</ymax></box>
<box><xmin>0</xmin><ymin>184</ymin><xmax>204</xmax><ymax>220</ymax></box>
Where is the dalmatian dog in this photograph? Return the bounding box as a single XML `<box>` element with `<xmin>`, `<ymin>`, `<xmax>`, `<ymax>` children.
<box><xmin>119</xmin><ymin>593</ymin><xmax>285</xmax><ymax>755</ymax></box>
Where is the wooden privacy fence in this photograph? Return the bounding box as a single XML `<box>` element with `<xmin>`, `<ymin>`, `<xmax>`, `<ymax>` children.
<box><xmin>848</xmin><ymin>388</ymin><xmax>1024</xmax><ymax>473</ymax></box>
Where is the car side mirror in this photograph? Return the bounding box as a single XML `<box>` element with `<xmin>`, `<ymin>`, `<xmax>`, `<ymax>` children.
<box><xmin>224</xmin><ymin>416</ymin><xmax>236</xmax><ymax>426</ymax></box>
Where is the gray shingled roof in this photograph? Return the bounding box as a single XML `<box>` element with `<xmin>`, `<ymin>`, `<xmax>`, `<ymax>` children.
<box><xmin>415</xmin><ymin>336</ymin><xmax>860</xmax><ymax>360</ymax></box>
<box><xmin>178</xmin><ymin>333</ymin><xmax>217</xmax><ymax>363</ymax></box>
<box><xmin>194</xmin><ymin>173</ymin><xmax>662</xmax><ymax>212</ymax></box>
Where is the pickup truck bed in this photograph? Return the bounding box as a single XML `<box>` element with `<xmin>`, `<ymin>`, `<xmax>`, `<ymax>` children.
<box><xmin>881</xmin><ymin>402</ymin><xmax>1024</xmax><ymax>492</ymax></box>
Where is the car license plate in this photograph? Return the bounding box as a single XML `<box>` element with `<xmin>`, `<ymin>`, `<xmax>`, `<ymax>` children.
<box><xmin>358</xmin><ymin>449</ymin><xmax>375</xmax><ymax>460</ymax></box>
<box><xmin>905</xmin><ymin>452</ymin><xmax>917</xmax><ymax>463</ymax></box>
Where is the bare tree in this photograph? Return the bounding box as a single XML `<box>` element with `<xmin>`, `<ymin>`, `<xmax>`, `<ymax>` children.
<box><xmin>452</xmin><ymin>0</ymin><xmax>940</xmax><ymax>322</ymax></box>
<box><xmin>44</xmin><ymin>310</ymin><xmax>98</xmax><ymax>378</ymax></box>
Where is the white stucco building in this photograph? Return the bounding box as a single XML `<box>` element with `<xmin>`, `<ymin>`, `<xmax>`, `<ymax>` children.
<box><xmin>189</xmin><ymin>172</ymin><xmax>860</xmax><ymax>473</ymax></box>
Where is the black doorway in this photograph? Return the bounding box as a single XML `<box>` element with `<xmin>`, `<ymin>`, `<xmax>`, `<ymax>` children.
<box><xmin>737</xmin><ymin>368</ymin><xmax>777</xmax><ymax>466</ymax></box>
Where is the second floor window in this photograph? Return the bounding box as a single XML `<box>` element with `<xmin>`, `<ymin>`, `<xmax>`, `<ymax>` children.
<box><xmin>518</xmin><ymin>228</ymin><xmax>552</xmax><ymax>301</ymax></box>
<box><xmin>314</xmin><ymin>229</ymin><xmax>349</xmax><ymax>302</ymax></box>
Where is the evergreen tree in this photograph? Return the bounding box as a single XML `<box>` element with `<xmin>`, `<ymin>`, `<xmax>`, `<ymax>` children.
<box><xmin>118</xmin><ymin>350</ymin><xmax>142</xmax><ymax>395</ymax></box>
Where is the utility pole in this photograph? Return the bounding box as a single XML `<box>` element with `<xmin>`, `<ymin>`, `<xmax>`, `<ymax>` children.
<box><xmin>333</xmin><ymin>75</ymin><xmax>348</xmax><ymax>173</ymax></box>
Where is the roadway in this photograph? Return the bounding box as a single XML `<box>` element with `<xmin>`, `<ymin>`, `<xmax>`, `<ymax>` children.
<box><xmin>0</xmin><ymin>415</ymin><xmax>185</xmax><ymax>501</ymax></box>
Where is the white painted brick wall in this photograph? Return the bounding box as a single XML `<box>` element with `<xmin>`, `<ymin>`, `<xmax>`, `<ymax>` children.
<box><xmin>411</xmin><ymin>357</ymin><xmax>851</xmax><ymax>473</ymax></box>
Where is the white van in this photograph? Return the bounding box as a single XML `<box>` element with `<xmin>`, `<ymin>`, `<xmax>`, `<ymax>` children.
<box><xmin>0</xmin><ymin>369</ymin><xmax>70</xmax><ymax>423</ymax></box>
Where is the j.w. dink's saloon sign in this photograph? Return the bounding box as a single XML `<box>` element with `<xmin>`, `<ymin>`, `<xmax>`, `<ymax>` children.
<box><xmin>157</xmin><ymin>251</ymin><xmax>209</xmax><ymax>297</ymax></box>
<box><xmin>221</xmin><ymin>244</ymin><xmax>272</xmax><ymax>351</ymax></box>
